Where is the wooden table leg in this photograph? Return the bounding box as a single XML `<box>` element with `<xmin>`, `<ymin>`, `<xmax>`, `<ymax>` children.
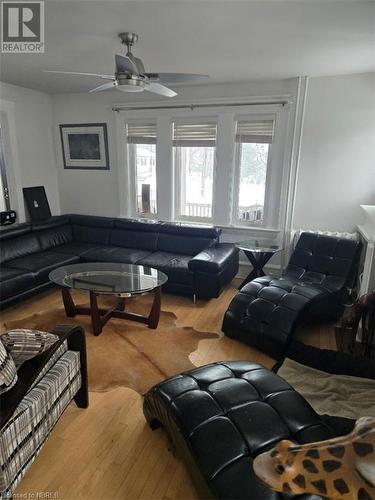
<box><xmin>148</xmin><ymin>286</ymin><xmax>161</xmax><ymax>329</ymax></box>
<box><xmin>90</xmin><ymin>291</ymin><xmax>103</xmax><ymax>336</ymax></box>
<box><xmin>117</xmin><ymin>297</ymin><xmax>126</xmax><ymax>312</ymax></box>
<box><xmin>61</xmin><ymin>287</ymin><xmax>76</xmax><ymax>317</ymax></box>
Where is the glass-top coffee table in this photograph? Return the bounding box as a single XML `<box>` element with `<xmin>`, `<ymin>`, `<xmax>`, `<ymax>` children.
<box><xmin>49</xmin><ymin>263</ymin><xmax>168</xmax><ymax>336</ymax></box>
<box><xmin>236</xmin><ymin>239</ymin><xmax>282</xmax><ymax>289</ymax></box>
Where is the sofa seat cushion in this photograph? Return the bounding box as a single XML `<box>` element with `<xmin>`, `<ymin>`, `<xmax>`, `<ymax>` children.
<box><xmin>0</xmin><ymin>268</ymin><xmax>36</xmax><ymax>300</ymax></box>
<box><xmin>6</xmin><ymin>251</ymin><xmax>78</xmax><ymax>281</ymax></box>
<box><xmin>144</xmin><ymin>361</ymin><xmax>335</xmax><ymax>499</ymax></box>
<box><xmin>138</xmin><ymin>252</ymin><xmax>193</xmax><ymax>285</ymax></box>
<box><xmin>81</xmin><ymin>246</ymin><xmax>152</xmax><ymax>264</ymax></box>
<box><xmin>50</xmin><ymin>242</ymin><xmax>104</xmax><ymax>257</ymax></box>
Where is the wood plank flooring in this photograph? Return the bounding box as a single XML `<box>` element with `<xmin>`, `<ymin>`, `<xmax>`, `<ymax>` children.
<box><xmin>1</xmin><ymin>280</ymin><xmax>337</xmax><ymax>500</ymax></box>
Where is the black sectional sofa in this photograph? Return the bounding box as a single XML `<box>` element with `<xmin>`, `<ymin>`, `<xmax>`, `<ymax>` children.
<box><xmin>0</xmin><ymin>214</ymin><xmax>239</xmax><ymax>308</ymax></box>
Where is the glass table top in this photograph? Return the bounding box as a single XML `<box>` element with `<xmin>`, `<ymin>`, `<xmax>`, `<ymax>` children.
<box><xmin>236</xmin><ymin>239</ymin><xmax>282</xmax><ymax>253</ymax></box>
<box><xmin>49</xmin><ymin>262</ymin><xmax>168</xmax><ymax>295</ymax></box>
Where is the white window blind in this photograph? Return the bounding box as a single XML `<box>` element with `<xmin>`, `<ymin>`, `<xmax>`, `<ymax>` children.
<box><xmin>173</xmin><ymin>123</ymin><xmax>217</xmax><ymax>147</ymax></box>
<box><xmin>127</xmin><ymin>124</ymin><xmax>157</xmax><ymax>144</ymax></box>
<box><xmin>236</xmin><ymin>120</ymin><xmax>274</xmax><ymax>144</ymax></box>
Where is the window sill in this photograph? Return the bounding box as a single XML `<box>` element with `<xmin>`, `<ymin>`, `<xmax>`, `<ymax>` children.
<box><xmin>217</xmin><ymin>224</ymin><xmax>280</xmax><ymax>233</ymax></box>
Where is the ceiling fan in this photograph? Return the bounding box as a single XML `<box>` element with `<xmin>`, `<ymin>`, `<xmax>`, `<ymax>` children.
<box><xmin>44</xmin><ymin>32</ymin><xmax>209</xmax><ymax>97</ymax></box>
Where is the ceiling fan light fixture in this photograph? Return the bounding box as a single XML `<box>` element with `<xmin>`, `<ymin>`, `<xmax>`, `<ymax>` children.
<box><xmin>116</xmin><ymin>77</ymin><xmax>145</xmax><ymax>92</ymax></box>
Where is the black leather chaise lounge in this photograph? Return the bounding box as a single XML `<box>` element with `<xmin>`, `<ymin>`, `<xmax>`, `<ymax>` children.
<box><xmin>222</xmin><ymin>232</ymin><xmax>361</xmax><ymax>360</ymax></box>
<box><xmin>143</xmin><ymin>342</ymin><xmax>374</xmax><ymax>500</ymax></box>
<box><xmin>0</xmin><ymin>214</ymin><xmax>239</xmax><ymax>308</ymax></box>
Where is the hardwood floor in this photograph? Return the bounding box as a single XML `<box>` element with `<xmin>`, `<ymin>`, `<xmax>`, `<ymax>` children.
<box><xmin>1</xmin><ymin>280</ymin><xmax>337</xmax><ymax>500</ymax></box>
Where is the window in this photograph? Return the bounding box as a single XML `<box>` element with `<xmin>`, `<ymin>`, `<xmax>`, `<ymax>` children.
<box><xmin>173</xmin><ymin>122</ymin><xmax>217</xmax><ymax>220</ymax></box>
<box><xmin>127</xmin><ymin>123</ymin><xmax>157</xmax><ymax>215</ymax></box>
<box><xmin>121</xmin><ymin>104</ymin><xmax>288</xmax><ymax>230</ymax></box>
<box><xmin>233</xmin><ymin>120</ymin><xmax>274</xmax><ymax>225</ymax></box>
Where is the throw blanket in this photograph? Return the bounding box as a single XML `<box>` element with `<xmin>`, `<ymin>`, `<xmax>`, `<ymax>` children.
<box><xmin>277</xmin><ymin>358</ymin><xmax>375</xmax><ymax>420</ymax></box>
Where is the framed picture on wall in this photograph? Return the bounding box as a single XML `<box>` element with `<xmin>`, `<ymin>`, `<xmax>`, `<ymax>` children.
<box><xmin>59</xmin><ymin>123</ymin><xmax>110</xmax><ymax>170</ymax></box>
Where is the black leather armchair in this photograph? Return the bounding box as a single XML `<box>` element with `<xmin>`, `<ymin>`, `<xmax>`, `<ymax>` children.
<box><xmin>222</xmin><ymin>232</ymin><xmax>362</xmax><ymax>360</ymax></box>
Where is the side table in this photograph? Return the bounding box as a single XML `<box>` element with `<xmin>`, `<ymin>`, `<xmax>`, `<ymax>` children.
<box><xmin>236</xmin><ymin>239</ymin><xmax>282</xmax><ymax>289</ymax></box>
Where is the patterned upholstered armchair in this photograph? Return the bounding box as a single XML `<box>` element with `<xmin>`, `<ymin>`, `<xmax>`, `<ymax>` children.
<box><xmin>0</xmin><ymin>325</ymin><xmax>88</xmax><ymax>498</ymax></box>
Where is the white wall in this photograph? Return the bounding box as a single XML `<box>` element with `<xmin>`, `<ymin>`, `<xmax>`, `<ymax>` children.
<box><xmin>52</xmin><ymin>79</ymin><xmax>298</xmax><ymax>218</ymax></box>
<box><xmin>294</xmin><ymin>72</ymin><xmax>375</xmax><ymax>232</ymax></box>
<box><xmin>0</xmin><ymin>82</ymin><xmax>60</xmax><ymax>220</ymax></box>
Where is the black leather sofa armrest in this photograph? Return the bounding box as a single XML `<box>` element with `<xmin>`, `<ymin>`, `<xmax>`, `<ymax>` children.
<box><xmin>188</xmin><ymin>243</ymin><xmax>239</xmax><ymax>273</ymax></box>
<box><xmin>0</xmin><ymin>324</ymin><xmax>88</xmax><ymax>429</ymax></box>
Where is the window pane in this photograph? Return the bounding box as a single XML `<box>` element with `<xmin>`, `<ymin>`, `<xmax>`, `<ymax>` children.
<box><xmin>134</xmin><ymin>143</ymin><xmax>157</xmax><ymax>214</ymax></box>
<box><xmin>174</xmin><ymin>122</ymin><xmax>217</xmax><ymax>219</ymax></box>
<box><xmin>127</xmin><ymin>123</ymin><xmax>157</xmax><ymax>216</ymax></box>
<box><xmin>178</xmin><ymin>146</ymin><xmax>215</xmax><ymax>218</ymax></box>
<box><xmin>238</xmin><ymin>142</ymin><xmax>269</xmax><ymax>223</ymax></box>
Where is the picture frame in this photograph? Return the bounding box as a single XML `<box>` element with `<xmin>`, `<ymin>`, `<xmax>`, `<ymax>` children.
<box><xmin>59</xmin><ymin>123</ymin><xmax>110</xmax><ymax>170</ymax></box>
<box><xmin>23</xmin><ymin>186</ymin><xmax>51</xmax><ymax>221</ymax></box>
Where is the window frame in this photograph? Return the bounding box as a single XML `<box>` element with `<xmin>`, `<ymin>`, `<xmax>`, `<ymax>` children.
<box><xmin>126</xmin><ymin>121</ymin><xmax>159</xmax><ymax>219</ymax></box>
<box><xmin>0</xmin><ymin>125</ymin><xmax>10</xmax><ymax>211</ymax></box>
<box><xmin>173</xmin><ymin>118</ymin><xmax>218</xmax><ymax>223</ymax></box>
<box><xmin>231</xmin><ymin>114</ymin><xmax>275</xmax><ymax>228</ymax></box>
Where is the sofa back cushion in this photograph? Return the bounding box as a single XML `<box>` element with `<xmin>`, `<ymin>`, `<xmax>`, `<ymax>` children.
<box><xmin>157</xmin><ymin>223</ymin><xmax>220</xmax><ymax>256</ymax></box>
<box><xmin>71</xmin><ymin>215</ymin><xmax>114</xmax><ymax>245</ymax></box>
<box><xmin>110</xmin><ymin>229</ymin><xmax>158</xmax><ymax>251</ymax></box>
<box><xmin>156</xmin><ymin>233</ymin><xmax>214</xmax><ymax>255</ymax></box>
<box><xmin>0</xmin><ymin>233</ymin><xmax>41</xmax><ymax>264</ymax></box>
<box><xmin>111</xmin><ymin>218</ymin><xmax>164</xmax><ymax>251</ymax></box>
<box><xmin>73</xmin><ymin>225</ymin><xmax>111</xmax><ymax>245</ymax></box>
<box><xmin>37</xmin><ymin>224</ymin><xmax>73</xmax><ymax>250</ymax></box>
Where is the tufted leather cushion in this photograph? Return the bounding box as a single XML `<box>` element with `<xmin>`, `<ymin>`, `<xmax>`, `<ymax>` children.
<box><xmin>222</xmin><ymin>233</ymin><xmax>362</xmax><ymax>360</ymax></box>
<box><xmin>144</xmin><ymin>361</ymin><xmax>335</xmax><ymax>499</ymax></box>
<box><xmin>285</xmin><ymin>232</ymin><xmax>360</xmax><ymax>290</ymax></box>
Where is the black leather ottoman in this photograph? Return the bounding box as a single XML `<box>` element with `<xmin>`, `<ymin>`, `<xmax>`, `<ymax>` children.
<box><xmin>143</xmin><ymin>361</ymin><xmax>338</xmax><ymax>499</ymax></box>
<box><xmin>222</xmin><ymin>233</ymin><xmax>362</xmax><ymax>360</ymax></box>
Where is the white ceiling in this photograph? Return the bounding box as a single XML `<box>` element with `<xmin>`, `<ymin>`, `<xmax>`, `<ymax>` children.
<box><xmin>1</xmin><ymin>0</ymin><xmax>374</xmax><ymax>94</ymax></box>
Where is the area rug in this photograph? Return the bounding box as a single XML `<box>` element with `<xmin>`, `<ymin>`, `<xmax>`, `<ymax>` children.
<box><xmin>1</xmin><ymin>295</ymin><xmax>218</xmax><ymax>395</ymax></box>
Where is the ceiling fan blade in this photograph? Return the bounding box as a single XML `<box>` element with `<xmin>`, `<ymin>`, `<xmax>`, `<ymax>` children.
<box><xmin>43</xmin><ymin>70</ymin><xmax>114</xmax><ymax>80</ymax></box>
<box><xmin>145</xmin><ymin>82</ymin><xmax>177</xmax><ymax>98</ymax></box>
<box><xmin>89</xmin><ymin>81</ymin><xmax>117</xmax><ymax>93</ymax></box>
<box><xmin>115</xmin><ymin>54</ymin><xmax>138</xmax><ymax>75</ymax></box>
<box><xmin>144</xmin><ymin>73</ymin><xmax>209</xmax><ymax>83</ymax></box>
